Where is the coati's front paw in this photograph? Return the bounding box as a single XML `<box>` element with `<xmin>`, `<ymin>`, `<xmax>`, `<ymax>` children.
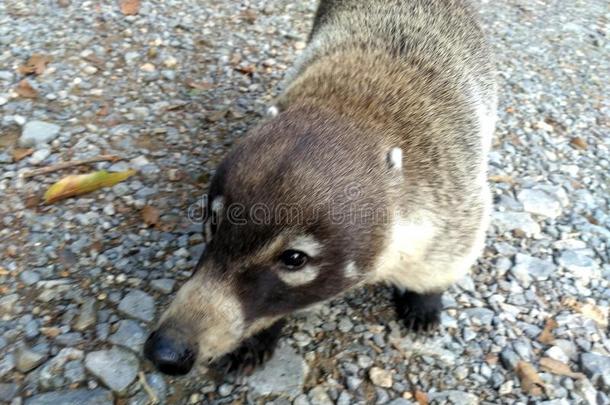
<box><xmin>211</xmin><ymin>320</ymin><xmax>285</xmax><ymax>376</ymax></box>
<box><xmin>394</xmin><ymin>289</ymin><xmax>443</xmax><ymax>332</ymax></box>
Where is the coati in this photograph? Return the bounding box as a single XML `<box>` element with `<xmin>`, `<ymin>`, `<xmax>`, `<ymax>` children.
<box><xmin>144</xmin><ymin>0</ymin><xmax>496</xmax><ymax>376</ymax></box>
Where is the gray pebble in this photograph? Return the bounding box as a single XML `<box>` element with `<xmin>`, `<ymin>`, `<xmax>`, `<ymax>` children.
<box><xmin>84</xmin><ymin>347</ymin><xmax>139</xmax><ymax>393</ymax></box>
<box><xmin>118</xmin><ymin>290</ymin><xmax>155</xmax><ymax>323</ymax></box>
<box><xmin>19</xmin><ymin>121</ymin><xmax>61</xmax><ymax>148</ymax></box>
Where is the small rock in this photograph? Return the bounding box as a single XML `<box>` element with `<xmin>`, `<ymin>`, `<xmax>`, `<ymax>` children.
<box><xmin>369</xmin><ymin>367</ymin><xmax>393</xmax><ymax>388</ymax></box>
<box><xmin>500</xmin><ymin>348</ymin><xmax>520</xmax><ymax>371</ymax></box>
<box><xmin>0</xmin><ymin>383</ymin><xmax>18</xmax><ymax>402</ymax></box>
<box><xmin>24</xmin><ymin>388</ymin><xmax>113</xmax><ymax>405</ymax></box>
<box><xmin>580</xmin><ymin>352</ymin><xmax>610</xmax><ymax>387</ymax></box>
<box><xmin>557</xmin><ymin>250</ymin><xmax>597</xmax><ymax>274</ymax></box>
<box><xmin>517</xmin><ymin>189</ymin><xmax>562</xmax><ymax>218</ymax></box>
<box><xmin>64</xmin><ymin>360</ymin><xmax>86</xmax><ymax>384</ymax></box>
<box><xmin>19</xmin><ymin>121</ymin><xmax>61</xmax><ymax>148</ymax></box>
<box><xmin>85</xmin><ymin>347</ymin><xmax>139</xmax><ymax>393</ymax></box>
<box><xmin>388</xmin><ymin>399</ymin><xmax>415</xmax><ymax>405</ymax></box>
<box><xmin>308</xmin><ymin>386</ymin><xmax>333</xmax><ymax>405</ymax></box>
<box><xmin>247</xmin><ymin>344</ymin><xmax>308</xmax><ymax>398</ymax></box>
<box><xmin>430</xmin><ymin>390</ymin><xmax>479</xmax><ymax>405</ymax></box>
<box><xmin>150</xmin><ymin>278</ymin><xmax>175</xmax><ymax>294</ymax></box>
<box><xmin>338</xmin><ymin>317</ymin><xmax>354</xmax><ymax>333</ymax></box>
<box><xmin>464</xmin><ymin>307</ymin><xmax>495</xmax><ymax>326</ymax></box>
<box><xmin>73</xmin><ymin>298</ymin><xmax>97</xmax><ymax>331</ymax></box>
<box><xmin>15</xmin><ymin>346</ymin><xmax>46</xmax><ymax>372</ymax></box>
<box><xmin>19</xmin><ymin>270</ymin><xmax>41</xmax><ymax>285</ymax></box>
<box><xmin>108</xmin><ymin>320</ymin><xmax>147</xmax><ymax>353</ymax></box>
<box><xmin>545</xmin><ymin>346</ymin><xmax>570</xmax><ymax>364</ymax></box>
<box><xmin>0</xmin><ymin>353</ymin><xmax>15</xmax><ymax>378</ymax></box>
<box><xmin>0</xmin><ymin>294</ymin><xmax>19</xmax><ymax>315</ymax></box>
<box><xmin>118</xmin><ymin>290</ymin><xmax>155</xmax><ymax>322</ymax></box>
<box><xmin>510</xmin><ymin>253</ymin><xmax>556</xmax><ymax>287</ymax></box>
<box><xmin>492</xmin><ymin>211</ymin><xmax>541</xmax><ymax>237</ymax></box>
<box><xmin>29</xmin><ymin>148</ymin><xmax>51</xmax><ymax>165</ymax></box>
<box><xmin>218</xmin><ymin>383</ymin><xmax>232</xmax><ymax>396</ymax></box>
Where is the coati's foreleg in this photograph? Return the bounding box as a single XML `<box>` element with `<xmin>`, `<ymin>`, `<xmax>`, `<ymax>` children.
<box><xmin>211</xmin><ymin>320</ymin><xmax>285</xmax><ymax>375</ymax></box>
<box><xmin>393</xmin><ymin>288</ymin><xmax>443</xmax><ymax>332</ymax></box>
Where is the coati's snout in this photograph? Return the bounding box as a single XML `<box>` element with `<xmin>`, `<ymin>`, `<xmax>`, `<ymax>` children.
<box><xmin>143</xmin><ymin>327</ymin><xmax>197</xmax><ymax>376</ymax></box>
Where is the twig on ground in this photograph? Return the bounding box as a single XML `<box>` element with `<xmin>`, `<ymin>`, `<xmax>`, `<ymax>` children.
<box><xmin>22</xmin><ymin>155</ymin><xmax>120</xmax><ymax>178</ymax></box>
<box><xmin>138</xmin><ymin>371</ymin><xmax>159</xmax><ymax>405</ymax></box>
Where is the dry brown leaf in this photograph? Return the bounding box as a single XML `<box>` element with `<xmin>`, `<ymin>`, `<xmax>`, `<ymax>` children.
<box><xmin>142</xmin><ymin>205</ymin><xmax>160</xmax><ymax>226</ymax></box>
<box><xmin>12</xmin><ymin>148</ymin><xmax>34</xmax><ymax>162</ymax></box>
<box><xmin>563</xmin><ymin>298</ymin><xmax>609</xmax><ymax>327</ymax></box>
<box><xmin>119</xmin><ymin>0</ymin><xmax>140</xmax><ymax>15</ymax></box>
<box><xmin>414</xmin><ymin>390</ymin><xmax>428</xmax><ymax>405</ymax></box>
<box><xmin>516</xmin><ymin>361</ymin><xmax>545</xmax><ymax>396</ymax></box>
<box><xmin>570</xmin><ymin>137</ymin><xmax>588</xmax><ymax>150</ymax></box>
<box><xmin>18</xmin><ymin>54</ymin><xmax>51</xmax><ymax>75</ymax></box>
<box><xmin>489</xmin><ymin>175</ymin><xmax>516</xmax><ymax>185</ymax></box>
<box><xmin>235</xmin><ymin>65</ymin><xmax>256</xmax><ymax>75</ymax></box>
<box><xmin>16</xmin><ymin>79</ymin><xmax>38</xmax><ymax>98</ymax></box>
<box><xmin>241</xmin><ymin>9</ymin><xmax>257</xmax><ymax>23</ymax></box>
<box><xmin>206</xmin><ymin>110</ymin><xmax>227</xmax><ymax>122</ymax></box>
<box><xmin>186</xmin><ymin>80</ymin><xmax>214</xmax><ymax>90</ymax></box>
<box><xmin>539</xmin><ymin>357</ymin><xmax>585</xmax><ymax>379</ymax></box>
<box><xmin>538</xmin><ymin>318</ymin><xmax>558</xmax><ymax>345</ymax></box>
<box><xmin>44</xmin><ymin>170</ymin><xmax>136</xmax><ymax>204</ymax></box>
<box><xmin>580</xmin><ymin>303</ymin><xmax>608</xmax><ymax>327</ymax></box>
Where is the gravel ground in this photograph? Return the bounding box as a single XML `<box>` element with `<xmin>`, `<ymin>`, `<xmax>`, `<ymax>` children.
<box><xmin>0</xmin><ymin>0</ymin><xmax>609</xmax><ymax>404</ymax></box>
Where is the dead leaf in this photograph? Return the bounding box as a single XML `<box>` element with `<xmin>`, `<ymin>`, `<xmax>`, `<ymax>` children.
<box><xmin>12</xmin><ymin>148</ymin><xmax>34</xmax><ymax>162</ymax></box>
<box><xmin>235</xmin><ymin>65</ymin><xmax>256</xmax><ymax>75</ymax></box>
<box><xmin>241</xmin><ymin>9</ymin><xmax>257</xmax><ymax>23</ymax></box>
<box><xmin>579</xmin><ymin>303</ymin><xmax>608</xmax><ymax>327</ymax></box>
<box><xmin>15</xmin><ymin>79</ymin><xmax>38</xmax><ymax>98</ymax></box>
<box><xmin>516</xmin><ymin>361</ymin><xmax>545</xmax><ymax>396</ymax></box>
<box><xmin>570</xmin><ymin>137</ymin><xmax>588</xmax><ymax>150</ymax></box>
<box><xmin>18</xmin><ymin>54</ymin><xmax>51</xmax><ymax>76</ymax></box>
<box><xmin>414</xmin><ymin>390</ymin><xmax>428</xmax><ymax>405</ymax></box>
<box><xmin>25</xmin><ymin>194</ymin><xmax>40</xmax><ymax>208</ymax></box>
<box><xmin>119</xmin><ymin>0</ymin><xmax>140</xmax><ymax>15</ymax></box>
<box><xmin>538</xmin><ymin>318</ymin><xmax>557</xmax><ymax>345</ymax></box>
<box><xmin>563</xmin><ymin>298</ymin><xmax>609</xmax><ymax>327</ymax></box>
<box><xmin>44</xmin><ymin>169</ymin><xmax>136</xmax><ymax>204</ymax></box>
<box><xmin>489</xmin><ymin>175</ymin><xmax>516</xmax><ymax>185</ymax></box>
<box><xmin>141</xmin><ymin>205</ymin><xmax>160</xmax><ymax>226</ymax></box>
<box><xmin>230</xmin><ymin>53</ymin><xmax>242</xmax><ymax>65</ymax></box>
<box><xmin>96</xmin><ymin>104</ymin><xmax>110</xmax><ymax>116</ymax></box>
<box><xmin>539</xmin><ymin>357</ymin><xmax>585</xmax><ymax>379</ymax></box>
<box><xmin>206</xmin><ymin>110</ymin><xmax>227</xmax><ymax>122</ymax></box>
<box><xmin>186</xmin><ymin>80</ymin><xmax>214</xmax><ymax>90</ymax></box>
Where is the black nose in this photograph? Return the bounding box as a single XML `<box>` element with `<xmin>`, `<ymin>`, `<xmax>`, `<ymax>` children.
<box><xmin>144</xmin><ymin>330</ymin><xmax>197</xmax><ymax>376</ymax></box>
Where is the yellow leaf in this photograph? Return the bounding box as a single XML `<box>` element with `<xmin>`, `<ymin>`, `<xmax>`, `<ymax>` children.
<box><xmin>44</xmin><ymin>170</ymin><xmax>136</xmax><ymax>204</ymax></box>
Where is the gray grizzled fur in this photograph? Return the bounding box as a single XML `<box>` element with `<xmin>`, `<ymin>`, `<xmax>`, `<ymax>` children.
<box><xmin>144</xmin><ymin>0</ymin><xmax>497</xmax><ymax>376</ymax></box>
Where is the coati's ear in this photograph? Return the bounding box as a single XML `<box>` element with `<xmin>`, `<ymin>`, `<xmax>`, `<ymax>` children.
<box><xmin>266</xmin><ymin>105</ymin><xmax>279</xmax><ymax>118</ymax></box>
<box><xmin>205</xmin><ymin>196</ymin><xmax>225</xmax><ymax>242</ymax></box>
<box><xmin>386</xmin><ymin>147</ymin><xmax>403</xmax><ymax>171</ymax></box>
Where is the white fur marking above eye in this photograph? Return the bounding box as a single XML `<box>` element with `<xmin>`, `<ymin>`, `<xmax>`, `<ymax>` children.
<box><xmin>291</xmin><ymin>235</ymin><xmax>322</xmax><ymax>258</ymax></box>
<box><xmin>387</xmin><ymin>147</ymin><xmax>403</xmax><ymax>170</ymax></box>
<box><xmin>278</xmin><ymin>265</ymin><xmax>320</xmax><ymax>286</ymax></box>
<box><xmin>267</xmin><ymin>105</ymin><xmax>279</xmax><ymax>117</ymax></box>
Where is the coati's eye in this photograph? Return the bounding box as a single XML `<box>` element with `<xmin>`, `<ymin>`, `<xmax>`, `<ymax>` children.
<box><xmin>279</xmin><ymin>250</ymin><xmax>308</xmax><ymax>270</ymax></box>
